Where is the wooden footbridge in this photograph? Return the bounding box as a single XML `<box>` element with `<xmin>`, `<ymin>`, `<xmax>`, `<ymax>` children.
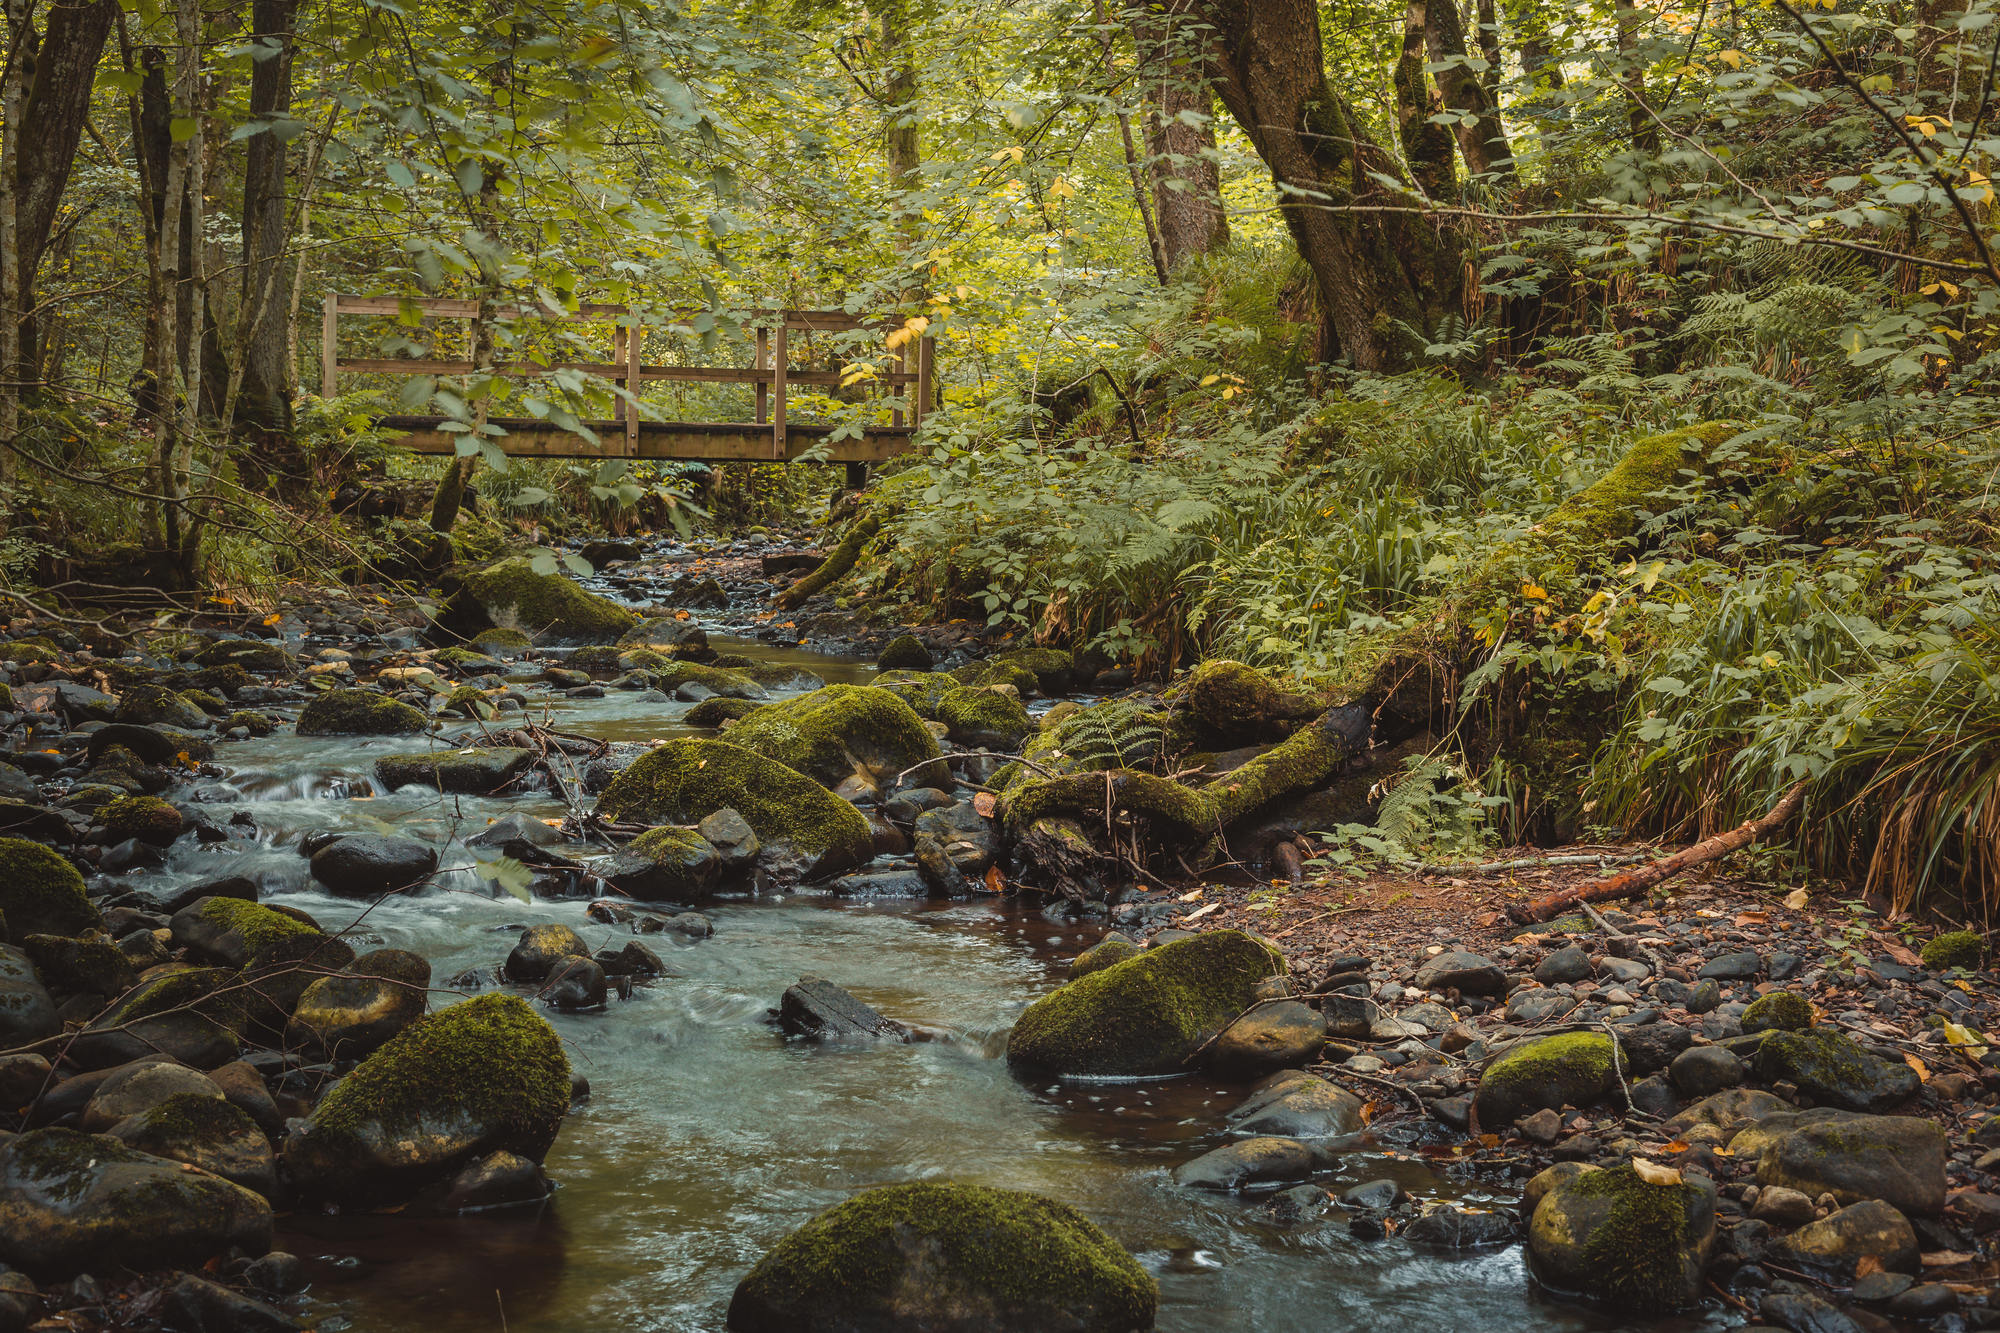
<box><xmin>321</xmin><ymin>295</ymin><xmax>934</xmax><ymax>463</ymax></box>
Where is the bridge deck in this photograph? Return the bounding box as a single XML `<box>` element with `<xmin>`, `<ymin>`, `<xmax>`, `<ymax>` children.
<box><xmin>384</xmin><ymin>416</ymin><xmax>915</xmax><ymax>462</ymax></box>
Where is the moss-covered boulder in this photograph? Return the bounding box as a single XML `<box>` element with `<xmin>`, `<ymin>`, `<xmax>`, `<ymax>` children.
<box><xmin>1754</xmin><ymin>1028</ymin><xmax>1918</xmax><ymax>1112</ymax></box>
<box><xmin>1922</xmin><ymin>929</ymin><xmax>1984</xmax><ymax>971</ymax></box>
<box><xmin>296</xmin><ymin>688</ymin><xmax>428</xmax><ymax>737</ymax></box>
<box><xmin>0</xmin><ymin>839</ymin><xmax>99</xmax><ymax>943</ymax></box>
<box><xmin>222</xmin><ymin>710</ymin><xmax>275</xmax><ymax>737</ymax></box>
<box><xmin>937</xmin><ymin>686</ymin><xmax>1033</xmax><ymax>751</ymax></box>
<box><xmin>950</xmin><ymin>658</ymin><xmax>1040</xmax><ymax>697</ymax></box>
<box><xmin>1179</xmin><ymin>659</ymin><xmax>1322</xmax><ymax>745</ymax></box>
<box><xmin>594</xmin><ymin>739</ymin><xmax>873</xmax><ymax>879</ymax></box>
<box><xmin>724</xmin><ymin>684</ymin><xmax>945</xmax><ymax>795</ymax></box>
<box><xmin>374</xmin><ymin>747</ymin><xmax>535</xmax><ymax>795</ymax></box>
<box><xmin>1070</xmin><ymin>934</ymin><xmax>1139</xmax><ymax>979</ymax></box>
<box><xmin>0</xmin><ymin>1127</ymin><xmax>273</xmax><ymax>1277</ymax></box>
<box><xmin>503</xmin><ymin>924</ymin><xmax>592</xmax><ymax>983</ymax></box>
<box><xmin>97</xmin><ymin>795</ymin><xmax>185</xmax><ymax>846</ymax></box>
<box><xmin>472</xmin><ymin>626</ymin><xmax>534</xmax><ymax>656</ymax></box>
<box><xmin>287</xmin><ymin>950</ymin><xmax>430</xmax><ymax>1058</ymax></box>
<box><xmin>20</xmin><ymin>933</ymin><xmax>137</xmax><ymax>998</ymax></box>
<box><xmin>1474</xmin><ymin>1032</ymin><xmax>1626</xmax><ymax>1125</ymax></box>
<box><xmin>1007</xmin><ymin>930</ymin><xmax>1285</xmax><ymax>1078</ymax></box>
<box><xmin>283</xmin><ymin>993</ymin><xmax>570</xmax><ymax>1206</ymax></box>
<box><xmin>114</xmin><ymin>684</ymin><xmax>208</xmax><ymax>730</ymax></box>
<box><xmin>170</xmin><ymin>896</ymin><xmax>353</xmax><ymax>975</ymax></box>
<box><xmin>602</xmin><ymin>827</ymin><xmax>722</xmax><ymax>901</ymax></box>
<box><xmin>1769</xmin><ymin>1199</ymin><xmax>1919</xmax><ymax>1279</ymax></box>
<box><xmin>619</xmin><ymin>615</ymin><xmax>709</xmax><ymax>657</ymax></box>
<box><xmin>685</xmin><ymin>697</ymin><xmax>764</xmax><ymax>727</ymax></box>
<box><xmin>1741</xmin><ymin>991</ymin><xmax>1814</xmax><ymax>1034</ymax></box>
<box><xmin>1756</xmin><ymin>1115</ymin><xmax>1946</xmax><ymax>1215</ymax></box>
<box><xmin>876</xmin><ymin>634</ymin><xmax>933</xmax><ymax>672</ymax></box>
<box><xmin>1527</xmin><ymin>1163</ymin><xmax>1717</xmax><ymax>1308</ymax></box>
<box><xmin>106</xmin><ymin>1092</ymin><xmax>276</xmax><ymax>1198</ymax></box>
<box><xmin>726</xmin><ymin>1181</ymin><xmax>1157</xmax><ymax>1333</ymax></box>
<box><xmin>649</xmin><ymin>661</ymin><xmax>769</xmax><ymax>700</ymax></box>
<box><xmin>993</xmin><ymin>646</ymin><xmax>1082</xmax><ymax>696</ymax></box>
<box><xmin>447</xmin><ymin>557</ymin><xmax>637</xmax><ymax>644</ymax></box>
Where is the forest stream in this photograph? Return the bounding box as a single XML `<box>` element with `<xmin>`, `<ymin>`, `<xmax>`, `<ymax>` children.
<box><xmin>97</xmin><ymin>630</ymin><xmax>1730</xmax><ymax>1333</ymax></box>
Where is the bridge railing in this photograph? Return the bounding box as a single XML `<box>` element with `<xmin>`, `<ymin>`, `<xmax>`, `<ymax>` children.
<box><xmin>319</xmin><ymin>295</ymin><xmax>934</xmax><ymax>463</ymax></box>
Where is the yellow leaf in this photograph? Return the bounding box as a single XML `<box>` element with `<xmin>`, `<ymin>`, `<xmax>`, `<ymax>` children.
<box><xmin>1784</xmin><ymin>888</ymin><xmax>1809</xmax><ymax>910</ymax></box>
<box><xmin>1943</xmin><ymin>1021</ymin><xmax>1990</xmax><ymax>1058</ymax></box>
<box><xmin>1520</xmin><ymin>581</ymin><xmax>1548</xmax><ymax>600</ymax></box>
<box><xmin>1716</xmin><ymin>48</ymin><xmax>1744</xmax><ymax>67</ymax></box>
<box><xmin>1048</xmin><ymin>177</ymin><xmax>1076</xmax><ymax>199</ymax></box>
<box><xmin>1631</xmin><ymin>1157</ymin><xmax>1683</xmax><ymax>1185</ymax></box>
<box><xmin>1199</xmin><ymin>374</ymin><xmax>1221</xmax><ymax>387</ymax></box>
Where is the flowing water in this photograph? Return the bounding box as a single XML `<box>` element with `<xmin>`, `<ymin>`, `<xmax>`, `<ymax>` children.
<box><xmin>128</xmin><ymin>636</ymin><xmax>1736</xmax><ymax>1333</ymax></box>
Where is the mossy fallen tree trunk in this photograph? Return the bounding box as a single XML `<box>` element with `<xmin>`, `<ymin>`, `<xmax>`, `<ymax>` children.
<box><xmin>775</xmin><ymin>515</ymin><xmax>880</xmax><ymax>611</ymax></box>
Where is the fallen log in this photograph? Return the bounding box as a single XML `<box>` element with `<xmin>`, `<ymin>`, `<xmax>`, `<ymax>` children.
<box><xmin>1506</xmin><ymin>781</ymin><xmax>1809</xmax><ymax>924</ymax></box>
<box><xmin>775</xmin><ymin>514</ymin><xmax>879</xmax><ymax>610</ymax></box>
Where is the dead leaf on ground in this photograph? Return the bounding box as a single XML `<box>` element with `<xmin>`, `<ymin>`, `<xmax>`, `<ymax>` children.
<box><xmin>972</xmin><ymin>791</ymin><xmax>997</xmax><ymax>817</ymax></box>
<box><xmin>1631</xmin><ymin>1157</ymin><xmax>1684</xmax><ymax>1185</ymax></box>
<box><xmin>1784</xmin><ymin>888</ymin><xmax>1809</xmax><ymax>910</ymax></box>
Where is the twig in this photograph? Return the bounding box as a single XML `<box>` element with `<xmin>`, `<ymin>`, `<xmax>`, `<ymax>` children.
<box><xmin>1429</xmin><ymin>852</ymin><xmax>1653</xmax><ymax>876</ymax></box>
<box><xmin>1177</xmin><ymin>996</ymin><xmax>1302</xmax><ymax>1069</ymax></box>
<box><xmin>1579</xmin><ymin>899</ymin><xmax>1668</xmax><ymax>979</ymax></box>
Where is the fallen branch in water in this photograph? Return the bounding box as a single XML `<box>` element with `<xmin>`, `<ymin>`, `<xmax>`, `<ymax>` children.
<box><xmin>1507</xmin><ymin>782</ymin><xmax>1809</xmax><ymax>924</ymax></box>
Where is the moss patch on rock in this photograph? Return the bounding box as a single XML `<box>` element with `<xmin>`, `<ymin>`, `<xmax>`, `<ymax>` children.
<box><xmin>296</xmin><ymin>688</ymin><xmax>428</xmax><ymax>737</ymax></box>
<box><xmin>1528</xmin><ymin>1163</ymin><xmax>1717</xmax><ymax>1308</ymax></box>
<box><xmin>1921</xmin><ymin>929</ymin><xmax>1984</xmax><ymax>971</ymax></box>
<box><xmin>0</xmin><ymin>838</ymin><xmax>99</xmax><ymax>943</ymax></box>
<box><xmin>937</xmin><ymin>686</ymin><xmax>1033</xmax><ymax>751</ymax></box>
<box><xmin>725</xmin><ymin>684</ymin><xmax>945</xmax><ymax>793</ymax></box>
<box><xmin>1741</xmin><ymin>991</ymin><xmax>1814</xmax><ymax>1034</ymax></box>
<box><xmin>472</xmin><ymin>626</ymin><xmax>534</xmax><ymax>655</ymax></box>
<box><xmin>726</xmin><ymin>1181</ymin><xmax>1156</xmax><ymax>1333</ymax></box>
<box><xmin>98</xmin><ymin>795</ymin><xmax>185</xmax><ymax>846</ymax></box>
<box><xmin>1474</xmin><ymin>1031</ymin><xmax>1624</xmax><ymax>1125</ymax></box>
<box><xmin>451</xmin><ymin>557</ymin><xmax>637</xmax><ymax>644</ymax></box>
<box><xmin>1007</xmin><ymin>929</ymin><xmax>1285</xmax><ymax>1077</ymax></box>
<box><xmin>684</xmin><ymin>697</ymin><xmax>764</xmax><ymax>728</ymax></box>
<box><xmin>876</xmin><ymin>634</ymin><xmax>933</xmax><ymax>671</ymax></box>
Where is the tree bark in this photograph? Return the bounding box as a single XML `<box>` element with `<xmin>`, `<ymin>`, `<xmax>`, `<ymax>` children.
<box><xmin>1616</xmin><ymin>1</ymin><xmax>1658</xmax><ymax>152</ymax></box>
<box><xmin>1395</xmin><ymin>0</ymin><xmax>1456</xmax><ymax>199</ymax></box>
<box><xmin>1131</xmin><ymin>0</ymin><xmax>1229</xmax><ymax>269</ymax></box>
<box><xmin>1191</xmin><ymin>0</ymin><xmax>1463</xmax><ymax>369</ymax></box>
<box><xmin>876</xmin><ymin>0</ymin><xmax>920</xmax><ymax>259</ymax></box>
<box><xmin>0</xmin><ymin>0</ymin><xmax>31</xmax><ymax>531</ymax></box>
<box><xmin>234</xmin><ymin>0</ymin><xmax>299</xmax><ymax>474</ymax></box>
<box><xmin>1475</xmin><ymin>0</ymin><xmax>1502</xmax><ymax>101</ymax></box>
<box><xmin>1424</xmin><ymin>0</ymin><xmax>1513</xmax><ymax>178</ymax></box>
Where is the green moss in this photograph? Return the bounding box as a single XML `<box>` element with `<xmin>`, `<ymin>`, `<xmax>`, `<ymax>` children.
<box><xmin>99</xmin><ymin>966</ymin><xmax>241</xmax><ymax>1029</ymax></box>
<box><xmin>1922</xmin><ymin>929</ymin><xmax>1984</xmax><ymax>971</ymax></box>
<box><xmin>728</xmin><ymin>1182</ymin><xmax>1156</xmax><ymax>1333</ymax></box>
<box><xmin>873</xmin><ymin>671</ymin><xmax>953</xmax><ymax>719</ymax></box>
<box><xmin>1201</xmin><ymin>704</ymin><xmax>1370</xmax><ymax>827</ymax></box>
<box><xmin>1070</xmin><ymin>936</ymin><xmax>1139</xmax><ymax>978</ymax></box>
<box><xmin>569</xmin><ymin>645</ymin><xmax>627</xmax><ymax>676</ymax></box>
<box><xmin>296</xmin><ymin>688</ymin><xmax>429</xmax><ymax>737</ymax></box>
<box><xmin>936</xmin><ymin>686</ymin><xmax>1033</xmax><ymax>750</ymax></box>
<box><xmin>684</xmin><ymin>697</ymin><xmax>764</xmax><ymax>727</ymax></box>
<box><xmin>1178</xmin><ymin>659</ymin><xmax>1322</xmax><ymax>744</ymax></box>
<box><xmin>457</xmin><ymin>556</ymin><xmax>637</xmax><ymax>643</ymax></box>
<box><xmin>1002</xmin><ymin>769</ymin><xmax>1214</xmax><ymax>843</ymax></box>
<box><xmin>114</xmin><ymin>684</ymin><xmax>208</xmax><ymax>728</ymax></box>
<box><xmin>593</xmin><ymin>738</ymin><xmax>872</xmax><ymax>876</ymax></box>
<box><xmin>186</xmin><ymin>896</ymin><xmax>338</xmax><ymax>969</ymax></box>
<box><xmin>0</xmin><ymin>837</ymin><xmax>99</xmax><ymax>942</ymax></box>
<box><xmin>725</xmin><ymin>684</ymin><xmax>944</xmax><ymax>791</ymax></box>
<box><xmin>118</xmin><ymin>1090</ymin><xmax>250</xmax><ymax>1147</ymax></box>
<box><xmin>1741</xmin><ymin>990</ymin><xmax>1814</xmax><ymax>1033</ymax></box>
<box><xmin>223</xmin><ymin>710</ymin><xmax>274</xmax><ymax>736</ymax></box>
<box><xmin>877</xmin><ymin>634</ymin><xmax>933</xmax><ymax>671</ymax></box>
<box><xmin>306</xmin><ymin>991</ymin><xmax>570</xmax><ymax>1157</ymax></box>
<box><xmin>194</xmin><ymin>639</ymin><xmax>290</xmax><ymax>673</ymax></box>
<box><xmin>0</xmin><ymin>635</ymin><xmax>58</xmax><ymax>664</ymax></box>
<box><xmin>181</xmin><ymin>689</ymin><xmax>228</xmax><ymax>716</ymax></box>
<box><xmin>950</xmin><ymin>659</ymin><xmax>1039</xmax><ymax>696</ymax></box>
<box><xmin>992</xmin><ymin>646</ymin><xmax>1077</xmax><ymax>695</ymax></box>
<box><xmin>99</xmin><ymin>795</ymin><xmax>184</xmax><ymax>845</ymax></box>
<box><xmin>1562</xmin><ymin>1165</ymin><xmax>1704</xmax><ymax>1307</ymax></box>
<box><xmin>0</xmin><ymin>681</ymin><xmax>12</xmax><ymax>709</ymax></box>
<box><xmin>646</xmin><ymin>661</ymin><xmax>769</xmax><ymax>700</ymax></box>
<box><xmin>1006</xmin><ymin>929</ymin><xmax>1286</xmax><ymax>1077</ymax></box>
<box><xmin>185</xmin><ymin>664</ymin><xmax>254</xmax><ymax>696</ymax></box>
<box><xmin>472</xmin><ymin>627</ymin><xmax>534</xmax><ymax>654</ymax></box>
<box><xmin>21</xmin><ymin>932</ymin><xmax>137</xmax><ymax>995</ymax></box>
<box><xmin>1476</xmin><ymin>1031</ymin><xmax>1623</xmax><ymax>1123</ymax></box>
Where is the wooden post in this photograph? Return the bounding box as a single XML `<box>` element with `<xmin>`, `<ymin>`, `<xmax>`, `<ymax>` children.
<box><xmin>612</xmin><ymin>325</ymin><xmax>627</xmax><ymax>431</ymax></box>
<box><xmin>625</xmin><ymin>318</ymin><xmax>641</xmax><ymax>457</ymax></box>
<box><xmin>755</xmin><ymin>328</ymin><xmax>769</xmax><ymax>423</ymax></box>
<box><xmin>914</xmin><ymin>334</ymin><xmax>934</xmax><ymax>429</ymax></box>
<box><xmin>892</xmin><ymin>342</ymin><xmax>906</xmax><ymax>428</ymax></box>
<box><xmin>772</xmin><ymin>321</ymin><xmax>788</xmax><ymax>459</ymax></box>
<box><xmin>321</xmin><ymin>295</ymin><xmax>339</xmax><ymax>397</ymax></box>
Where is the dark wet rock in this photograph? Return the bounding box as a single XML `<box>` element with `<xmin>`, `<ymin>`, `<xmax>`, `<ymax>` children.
<box><xmin>1686</xmin><ymin>979</ymin><xmax>1723</xmax><ymax>1014</ymax></box>
<box><xmin>159</xmin><ymin>1272</ymin><xmax>300</xmax><ymax>1332</ymax></box>
<box><xmin>684</xmin><ymin>696</ymin><xmax>763</xmax><ymax>727</ymax></box>
<box><xmin>1412</xmin><ymin>950</ymin><xmax>1505</xmax><ymax>996</ymax></box>
<box><xmin>620</xmin><ymin>614</ymin><xmax>709</xmax><ymax>657</ymax></box>
<box><xmin>96</xmin><ymin>794</ymin><xmax>184</xmax><ymax>845</ymax></box>
<box><xmin>1670</xmin><ymin>1044</ymin><xmax>1745</xmax><ymax>1097</ymax></box>
<box><xmin>1320</xmin><ymin>992</ymin><xmax>1379</xmax><ymax>1039</ymax></box>
<box><xmin>0</xmin><ymin>838</ymin><xmax>99</xmax><ymax>942</ymax></box>
<box><xmin>0</xmin><ymin>800</ymin><xmax>72</xmax><ymax>844</ymax></box>
<box><xmin>1756</xmin><ymin>1116</ymin><xmax>1947</xmax><ymax>1215</ymax></box>
<box><xmin>309</xmin><ymin>833</ymin><xmax>438</xmax><ymax>897</ymax></box>
<box><xmin>374</xmin><ymin>747</ymin><xmax>534</xmax><ymax>794</ymax></box>
<box><xmin>80</xmin><ymin>1062</ymin><xmax>223</xmax><ymax>1131</ymax></box>
<box><xmin>107</xmin><ymin>1093</ymin><xmax>276</xmax><ymax>1198</ymax></box>
<box><xmin>1173</xmin><ymin>1135</ymin><xmax>1326</xmax><ymax>1191</ymax></box>
<box><xmin>1199</xmin><ymin>1000</ymin><xmax>1325</xmax><ymax>1081</ymax></box>
<box><xmin>829</xmin><ymin>867</ymin><xmax>931</xmax><ymax>898</ymax></box>
<box><xmin>726</xmin><ymin>1181</ymin><xmax>1155</xmax><ymax>1333</ymax></box>
<box><xmin>0</xmin><ymin>1053</ymin><xmax>52</xmax><ymax>1110</ymax></box>
<box><xmin>1759</xmin><ymin>1290</ymin><xmax>1863</xmax><ymax>1333</ymax></box>
<box><xmin>1224</xmin><ymin>1071</ymin><xmax>1363</xmax><ymax>1138</ymax></box>
<box><xmin>504</xmin><ymin>924</ymin><xmax>592</xmax><ymax>983</ymax></box>
<box><xmin>1699</xmin><ymin>950</ymin><xmax>1762</xmax><ymax>980</ymax></box>
<box><xmin>1527</xmin><ymin>1163</ymin><xmax>1717</xmax><ymax>1308</ymax></box>
<box><xmin>776</xmin><ymin>977</ymin><xmax>907</xmax><ymax>1041</ymax></box>
<box><xmin>0</xmin><ymin>1127</ymin><xmax>272</xmax><ymax>1277</ymax></box>
<box><xmin>1754</xmin><ymin>1029</ymin><xmax>1919</xmax><ymax>1112</ymax></box>
<box><xmin>0</xmin><ymin>944</ymin><xmax>59</xmax><ymax>1049</ymax></box>
<box><xmin>696</xmin><ymin>807</ymin><xmax>760</xmax><ymax>871</ymax></box>
<box><xmin>1630</xmin><ymin>1076</ymin><xmax>1684</xmax><ymax>1119</ymax></box>
<box><xmin>1473</xmin><ymin>1032</ymin><xmax>1624</xmax><ymax>1125</ymax></box>
<box><xmin>435</xmin><ymin>1149</ymin><xmax>552</xmax><ymax>1213</ymax></box>
<box><xmin>1404</xmin><ymin>1205</ymin><xmax>1520</xmax><ymax>1249</ymax></box>
<box><xmin>1534</xmin><ymin>945</ymin><xmax>1592</xmax><ymax>985</ymax></box>
<box><xmin>156</xmin><ymin>874</ymin><xmax>257</xmax><ymax>915</ymax></box>
<box><xmin>1770</xmin><ymin>1199</ymin><xmax>1920</xmax><ymax>1279</ymax></box>
<box><xmin>170</xmin><ymin>896</ymin><xmax>352</xmax><ymax>974</ymax></box>
<box><xmin>1885</xmin><ymin>1283</ymin><xmax>1957</xmax><ymax>1319</ymax></box>
<box><xmin>1616</xmin><ymin>1020</ymin><xmax>1694</xmax><ymax>1074</ymax></box>
<box><xmin>601</xmin><ymin>826</ymin><xmax>722</xmax><ymax>901</ymax></box>
<box><xmin>466</xmin><ymin>814</ymin><xmax>565</xmax><ymax>856</ymax></box>
<box><xmin>597</xmin><ymin>941</ymin><xmax>665</xmax><ymax>978</ymax></box>
<box><xmin>1505</xmin><ymin>989</ymin><xmax>1575</xmax><ymax>1024</ymax></box>
<box><xmin>287</xmin><ymin>950</ymin><xmax>430</xmax><ymax>1058</ymax></box>
<box><xmin>114</xmin><ymin>684</ymin><xmax>208</xmax><ymax>730</ymax></box>
<box><xmin>542</xmin><ymin>957</ymin><xmax>608</xmax><ymax>1011</ymax></box>
<box><xmin>208</xmin><ymin>1061</ymin><xmax>284</xmax><ymax>1139</ymax></box>
<box><xmin>1258</xmin><ymin>1182</ymin><xmax>1332</xmax><ymax>1225</ymax></box>
<box><xmin>283</xmin><ymin>993</ymin><xmax>570</xmax><ymax>1206</ymax></box>
<box><xmin>242</xmin><ymin>1251</ymin><xmax>308</xmax><ymax>1300</ymax></box>
<box><xmin>295</xmin><ymin>688</ymin><xmax>428</xmax><ymax>737</ymax></box>
<box><xmin>1342</xmin><ymin>1179</ymin><xmax>1403</xmax><ymax>1211</ymax></box>
<box><xmin>1666</xmin><ymin>1087</ymin><xmax>1791</xmax><ymax>1135</ymax></box>
<box><xmin>667</xmin><ymin>912</ymin><xmax>713</xmax><ymax>939</ymax></box>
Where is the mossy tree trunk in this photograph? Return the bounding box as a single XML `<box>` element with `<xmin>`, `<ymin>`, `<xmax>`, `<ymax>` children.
<box><xmin>1395</xmin><ymin>0</ymin><xmax>1457</xmax><ymax>200</ymax></box>
<box><xmin>1190</xmin><ymin>0</ymin><xmax>1464</xmax><ymax>369</ymax></box>
<box><xmin>1423</xmin><ymin>0</ymin><xmax>1512</xmax><ymax>180</ymax></box>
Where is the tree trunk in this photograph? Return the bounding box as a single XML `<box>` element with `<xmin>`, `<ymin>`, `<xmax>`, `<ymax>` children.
<box><xmin>0</xmin><ymin>0</ymin><xmax>30</xmax><ymax>533</ymax></box>
<box><xmin>1425</xmin><ymin>0</ymin><xmax>1513</xmax><ymax>178</ymax></box>
<box><xmin>16</xmin><ymin>0</ymin><xmax>115</xmax><ymax>390</ymax></box>
<box><xmin>1396</xmin><ymin>0</ymin><xmax>1457</xmax><ymax>199</ymax></box>
<box><xmin>1191</xmin><ymin>0</ymin><xmax>1463</xmax><ymax>369</ymax></box>
<box><xmin>1131</xmin><ymin>0</ymin><xmax>1229</xmax><ymax>269</ymax></box>
<box><xmin>234</xmin><ymin>0</ymin><xmax>299</xmax><ymax>478</ymax></box>
<box><xmin>1616</xmin><ymin>2</ymin><xmax>1658</xmax><ymax>152</ymax></box>
<box><xmin>1475</xmin><ymin>0</ymin><xmax>1502</xmax><ymax>101</ymax></box>
<box><xmin>876</xmin><ymin>0</ymin><xmax>921</xmax><ymax>259</ymax></box>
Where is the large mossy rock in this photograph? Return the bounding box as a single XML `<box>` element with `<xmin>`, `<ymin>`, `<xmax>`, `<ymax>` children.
<box><xmin>0</xmin><ymin>1127</ymin><xmax>273</xmax><ymax>1277</ymax></box>
<box><xmin>601</xmin><ymin>826</ymin><xmax>722</xmax><ymax>900</ymax></box>
<box><xmin>1755</xmin><ymin>1115</ymin><xmax>1946</xmax><ymax>1215</ymax></box>
<box><xmin>593</xmin><ymin>739</ymin><xmax>873</xmax><ymax>879</ymax></box>
<box><xmin>374</xmin><ymin>747</ymin><xmax>535</xmax><ymax>794</ymax></box>
<box><xmin>1769</xmin><ymin>1199</ymin><xmax>1920</xmax><ymax>1279</ymax></box>
<box><xmin>446</xmin><ymin>557</ymin><xmax>637</xmax><ymax>644</ymax></box>
<box><xmin>0</xmin><ymin>839</ymin><xmax>99</xmax><ymax>942</ymax></box>
<box><xmin>726</xmin><ymin>1181</ymin><xmax>1157</xmax><ymax>1333</ymax></box>
<box><xmin>295</xmin><ymin>688</ymin><xmax>428</xmax><ymax>738</ymax></box>
<box><xmin>170</xmin><ymin>896</ymin><xmax>352</xmax><ymax>973</ymax></box>
<box><xmin>1527</xmin><ymin>1163</ymin><xmax>1717</xmax><ymax>1308</ymax></box>
<box><xmin>1753</xmin><ymin>1028</ymin><xmax>1919</xmax><ymax>1112</ymax></box>
<box><xmin>1473</xmin><ymin>1032</ymin><xmax>1625</xmax><ymax>1125</ymax></box>
<box><xmin>936</xmin><ymin>686</ymin><xmax>1033</xmax><ymax>751</ymax></box>
<box><xmin>1006</xmin><ymin>930</ymin><xmax>1284</xmax><ymax>1078</ymax></box>
<box><xmin>283</xmin><ymin>993</ymin><xmax>569</xmax><ymax>1205</ymax></box>
<box><xmin>724</xmin><ymin>684</ymin><xmax>945</xmax><ymax>795</ymax></box>
<box><xmin>287</xmin><ymin>950</ymin><xmax>431</xmax><ymax>1059</ymax></box>
<box><xmin>1179</xmin><ymin>659</ymin><xmax>1322</xmax><ymax>745</ymax></box>
<box><xmin>106</xmin><ymin>1092</ymin><xmax>277</xmax><ymax>1198</ymax></box>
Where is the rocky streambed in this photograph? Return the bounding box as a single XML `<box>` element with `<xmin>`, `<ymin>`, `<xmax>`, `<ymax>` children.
<box><xmin>0</xmin><ymin>537</ymin><xmax>1992</xmax><ymax>1332</ymax></box>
